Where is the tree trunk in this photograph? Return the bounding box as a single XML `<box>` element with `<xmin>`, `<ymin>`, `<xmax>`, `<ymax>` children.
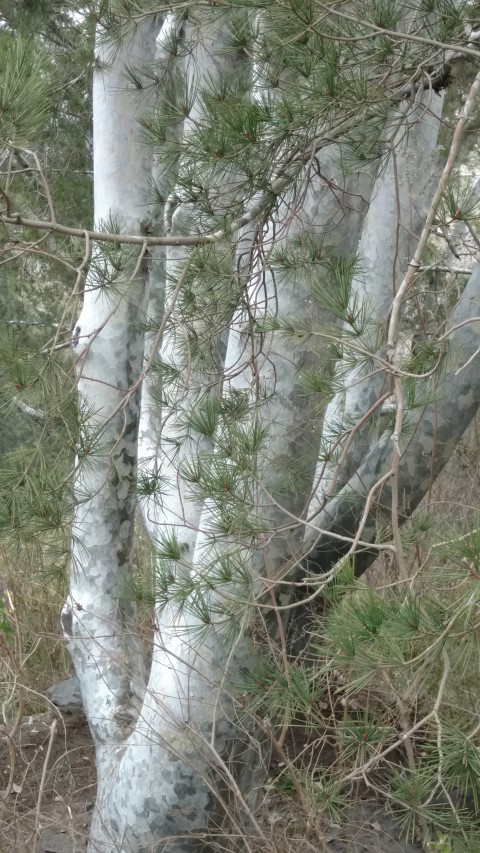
<box><xmin>305</xmin><ymin>262</ymin><xmax>480</xmax><ymax>578</ymax></box>
<box><xmin>62</xmin><ymin>15</ymin><xmax>162</xmax><ymax>848</ymax></box>
<box><xmin>59</xmin><ymin>7</ymin><xmax>480</xmax><ymax>851</ymax></box>
<box><xmin>310</xmin><ymin>92</ymin><xmax>446</xmax><ymax>513</ymax></box>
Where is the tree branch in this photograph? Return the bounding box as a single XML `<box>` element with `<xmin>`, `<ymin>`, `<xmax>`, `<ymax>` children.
<box><xmin>305</xmin><ymin>262</ymin><xmax>480</xmax><ymax>578</ymax></box>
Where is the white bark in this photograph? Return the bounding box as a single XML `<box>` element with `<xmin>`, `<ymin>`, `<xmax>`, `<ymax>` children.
<box><xmin>106</xmin><ymin>20</ymin><xmax>383</xmax><ymax>849</ymax></box>
<box><xmin>93</xmin><ymin>14</ymin><xmax>262</xmax><ymax>852</ymax></box>
<box><xmin>310</xmin><ymin>93</ymin><xmax>446</xmax><ymax>513</ymax></box>
<box><xmin>61</xmin><ymin>13</ymin><xmax>161</xmax><ymax>844</ymax></box>
<box><xmin>143</xmin><ymin>11</ymin><xmax>249</xmax><ymax>706</ymax></box>
<box><xmin>58</xmin><ymin>7</ymin><xmax>480</xmax><ymax>851</ymax></box>
<box><xmin>305</xmin><ymin>262</ymin><xmax>480</xmax><ymax>577</ymax></box>
<box><xmin>206</xmin><ymin>150</ymin><xmax>375</xmax><ymax>550</ymax></box>
<box><xmin>137</xmin><ymin>12</ymin><xmax>183</xmax><ymax>543</ymax></box>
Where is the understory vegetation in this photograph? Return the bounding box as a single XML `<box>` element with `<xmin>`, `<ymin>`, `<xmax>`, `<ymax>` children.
<box><xmin>3</xmin><ymin>1</ymin><xmax>480</xmax><ymax>851</ymax></box>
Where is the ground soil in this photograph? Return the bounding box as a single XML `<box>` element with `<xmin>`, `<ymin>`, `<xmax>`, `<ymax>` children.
<box><xmin>5</xmin><ymin>402</ymin><xmax>477</xmax><ymax>852</ymax></box>
<box><xmin>0</xmin><ymin>713</ymin><xmax>94</xmax><ymax>853</ymax></box>
<box><xmin>0</xmin><ymin>712</ymin><xmax>424</xmax><ymax>853</ymax></box>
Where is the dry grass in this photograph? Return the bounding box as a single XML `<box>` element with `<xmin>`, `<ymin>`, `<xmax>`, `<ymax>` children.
<box><xmin>1</xmin><ymin>421</ymin><xmax>480</xmax><ymax>852</ymax></box>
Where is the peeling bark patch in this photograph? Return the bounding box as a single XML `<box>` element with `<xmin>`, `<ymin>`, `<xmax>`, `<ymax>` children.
<box><xmin>174</xmin><ymin>782</ymin><xmax>197</xmax><ymax>798</ymax></box>
<box><xmin>169</xmin><ymin>805</ymin><xmax>199</xmax><ymax>824</ymax></box>
<box><xmin>61</xmin><ymin>609</ymin><xmax>73</xmax><ymax>636</ymax></box>
<box><xmin>142</xmin><ymin>796</ymin><xmax>158</xmax><ymax>814</ymax></box>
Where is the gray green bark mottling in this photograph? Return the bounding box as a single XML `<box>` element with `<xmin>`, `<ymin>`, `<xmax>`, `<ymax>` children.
<box><xmin>311</xmin><ymin>93</ymin><xmax>446</xmax><ymax>513</ymax></box>
<box><xmin>58</xmin><ymin>5</ymin><xmax>480</xmax><ymax>852</ymax></box>
<box><xmin>91</xmin><ymin>15</ymin><xmax>263</xmax><ymax>853</ymax></box>
<box><xmin>305</xmin><ymin>264</ymin><xmax>480</xmax><ymax>578</ymax></box>
<box><xmin>64</xmin><ymin>18</ymin><xmax>159</xmax><ymax>759</ymax></box>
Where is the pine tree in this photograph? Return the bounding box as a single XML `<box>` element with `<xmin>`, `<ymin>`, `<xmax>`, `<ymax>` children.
<box><xmin>2</xmin><ymin>1</ymin><xmax>480</xmax><ymax>850</ymax></box>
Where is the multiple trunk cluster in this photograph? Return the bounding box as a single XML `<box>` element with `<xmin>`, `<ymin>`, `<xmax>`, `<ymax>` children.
<box><xmin>60</xmin><ymin>8</ymin><xmax>480</xmax><ymax>851</ymax></box>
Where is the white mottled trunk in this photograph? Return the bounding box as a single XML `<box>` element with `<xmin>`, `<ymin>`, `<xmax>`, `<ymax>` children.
<box><xmin>101</xmin><ymin>14</ymin><xmax>262</xmax><ymax>852</ymax></box>
<box><xmin>310</xmin><ymin>94</ymin><xmax>445</xmax><ymax>512</ymax></box>
<box><xmin>60</xmin><ymin>7</ymin><xmax>478</xmax><ymax>850</ymax></box>
<box><xmin>208</xmin><ymin>151</ymin><xmax>375</xmax><ymax>558</ymax></box>
<box><xmin>306</xmin><ymin>262</ymin><xmax>480</xmax><ymax>577</ymax></box>
<box><xmin>62</xmin><ymin>15</ymin><xmax>161</xmax><ymax>849</ymax></box>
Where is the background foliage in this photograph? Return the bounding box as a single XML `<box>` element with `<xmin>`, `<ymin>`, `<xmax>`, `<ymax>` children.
<box><xmin>2</xmin><ymin>0</ymin><xmax>480</xmax><ymax>850</ymax></box>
